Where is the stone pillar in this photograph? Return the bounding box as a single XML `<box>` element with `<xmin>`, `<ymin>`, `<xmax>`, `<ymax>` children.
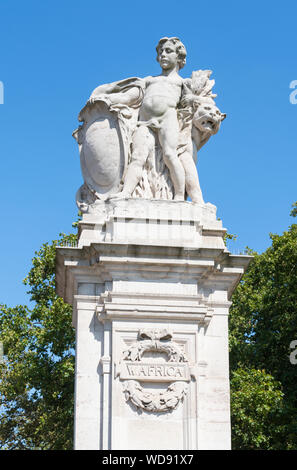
<box><xmin>56</xmin><ymin>199</ymin><xmax>251</xmax><ymax>450</ymax></box>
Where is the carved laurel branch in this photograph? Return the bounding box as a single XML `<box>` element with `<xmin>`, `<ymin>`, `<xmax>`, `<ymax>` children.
<box><xmin>122</xmin><ymin>338</ymin><xmax>188</xmax><ymax>363</ymax></box>
<box><xmin>122</xmin><ymin>380</ymin><xmax>188</xmax><ymax>413</ymax></box>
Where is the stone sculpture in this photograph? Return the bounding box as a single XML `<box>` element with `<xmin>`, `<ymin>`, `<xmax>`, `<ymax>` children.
<box><xmin>122</xmin><ymin>380</ymin><xmax>188</xmax><ymax>413</ymax></box>
<box><xmin>122</xmin><ymin>329</ymin><xmax>188</xmax><ymax>363</ymax></box>
<box><xmin>73</xmin><ymin>37</ymin><xmax>226</xmax><ymax>211</ymax></box>
<box><xmin>118</xmin><ymin>329</ymin><xmax>190</xmax><ymax>413</ymax></box>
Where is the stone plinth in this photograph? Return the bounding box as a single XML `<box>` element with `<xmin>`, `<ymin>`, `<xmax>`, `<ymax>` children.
<box><xmin>56</xmin><ymin>199</ymin><xmax>251</xmax><ymax>450</ymax></box>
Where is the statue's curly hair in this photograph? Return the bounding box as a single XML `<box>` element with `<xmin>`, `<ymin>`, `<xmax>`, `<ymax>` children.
<box><xmin>156</xmin><ymin>37</ymin><xmax>187</xmax><ymax>70</ymax></box>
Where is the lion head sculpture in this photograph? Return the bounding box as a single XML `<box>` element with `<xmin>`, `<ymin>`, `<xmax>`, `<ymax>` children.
<box><xmin>192</xmin><ymin>97</ymin><xmax>226</xmax><ymax>136</ymax></box>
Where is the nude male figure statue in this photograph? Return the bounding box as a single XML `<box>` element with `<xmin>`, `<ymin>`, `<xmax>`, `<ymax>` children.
<box><xmin>109</xmin><ymin>37</ymin><xmax>187</xmax><ymax>201</ymax></box>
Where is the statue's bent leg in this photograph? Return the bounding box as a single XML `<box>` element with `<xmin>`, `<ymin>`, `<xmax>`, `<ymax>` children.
<box><xmin>111</xmin><ymin>126</ymin><xmax>153</xmax><ymax>199</ymax></box>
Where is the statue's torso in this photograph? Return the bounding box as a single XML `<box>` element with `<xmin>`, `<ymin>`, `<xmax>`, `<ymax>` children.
<box><xmin>139</xmin><ymin>74</ymin><xmax>182</xmax><ymax>120</ymax></box>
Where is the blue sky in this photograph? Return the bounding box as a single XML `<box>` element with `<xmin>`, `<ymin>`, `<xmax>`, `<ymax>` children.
<box><xmin>0</xmin><ymin>0</ymin><xmax>296</xmax><ymax>307</ymax></box>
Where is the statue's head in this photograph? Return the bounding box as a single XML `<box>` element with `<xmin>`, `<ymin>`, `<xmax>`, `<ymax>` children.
<box><xmin>156</xmin><ymin>37</ymin><xmax>187</xmax><ymax>70</ymax></box>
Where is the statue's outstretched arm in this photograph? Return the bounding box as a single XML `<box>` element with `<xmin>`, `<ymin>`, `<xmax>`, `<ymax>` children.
<box><xmin>88</xmin><ymin>77</ymin><xmax>145</xmax><ymax>107</ymax></box>
<box><xmin>91</xmin><ymin>87</ymin><xmax>141</xmax><ymax>107</ymax></box>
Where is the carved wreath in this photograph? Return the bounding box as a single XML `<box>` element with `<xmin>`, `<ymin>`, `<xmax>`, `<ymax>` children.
<box><xmin>121</xmin><ymin>329</ymin><xmax>189</xmax><ymax>413</ymax></box>
<box><xmin>122</xmin><ymin>380</ymin><xmax>188</xmax><ymax>413</ymax></box>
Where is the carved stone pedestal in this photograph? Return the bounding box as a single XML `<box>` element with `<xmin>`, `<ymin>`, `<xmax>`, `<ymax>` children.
<box><xmin>56</xmin><ymin>199</ymin><xmax>250</xmax><ymax>450</ymax></box>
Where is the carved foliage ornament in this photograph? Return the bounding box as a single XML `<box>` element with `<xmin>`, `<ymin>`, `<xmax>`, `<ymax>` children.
<box><xmin>122</xmin><ymin>328</ymin><xmax>188</xmax><ymax>363</ymax></box>
<box><xmin>117</xmin><ymin>329</ymin><xmax>190</xmax><ymax>413</ymax></box>
<box><xmin>122</xmin><ymin>380</ymin><xmax>188</xmax><ymax>413</ymax></box>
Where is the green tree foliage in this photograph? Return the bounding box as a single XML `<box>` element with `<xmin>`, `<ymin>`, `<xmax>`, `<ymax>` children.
<box><xmin>0</xmin><ymin>233</ymin><xmax>76</xmax><ymax>450</ymax></box>
<box><xmin>290</xmin><ymin>201</ymin><xmax>297</xmax><ymax>218</ymax></box>
<box><xmin>230</xmin><ymin>368</ymin><xmax>284</xmax><ymax>449</ymax></box>
<box><xmin>229</xmin><ymin>202</ymin><xmax>297</xmax><ymax>449</ymax></box>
